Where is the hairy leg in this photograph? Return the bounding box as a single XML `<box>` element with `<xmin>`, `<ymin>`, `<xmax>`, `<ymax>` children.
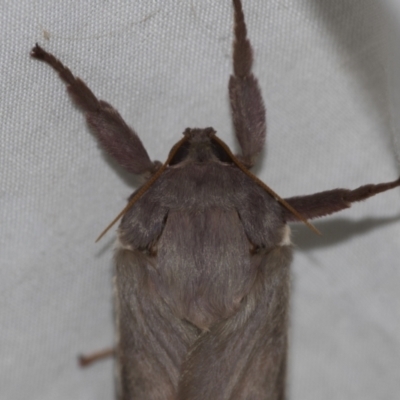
<box><xmin>229</xmin><ymin>0</ymin><xmax>266</xmax><ymax>168</ymax></box>
<box><xmin>284</xmin><ymin>178</ymin><xmax>400</xmax><ymax>220</ymax></box>
<box><xmin>31</xmin><ymin>44</ymin><xmax>158</xmax><ymax>176</ymax></box>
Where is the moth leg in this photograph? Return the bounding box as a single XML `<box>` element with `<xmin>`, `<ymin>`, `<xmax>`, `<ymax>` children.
<box><xmin>30</xmin><ymin>44</ymin><xmax>159</xmax><ymax>176</ymax></box>
<box><xmin>283</xmin><ymin>177</ymin><xmax>400</xmax><ymax>221</ymax></box>
<box><xmin>178</xmin><ymin>246</ymin><xmax>291</xmax><ymax>400</ymax></box>
<box><xmin>78</xmin><ymin>348</ymin><xmax>114</xmax><ymax>367</ymax></box>
<box><xmin>115</xmin><ymin>249</ymin><xmax>200</xmax><ymax>400</ymax></box>
<box><xmin>229</xmin><ymin>0</ymin><xmax>266</xmax><ymax>168</ymax></box>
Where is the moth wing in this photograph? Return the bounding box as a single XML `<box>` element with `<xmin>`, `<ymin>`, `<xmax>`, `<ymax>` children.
<box><xmin>113</xmin><ymin>248</ymin><xmax>199</xmax><ymax>400</ymax></box>
<box><xmin>177</xmin><ymin>245</ymin><xmax>292</xmax><ymax>400</ymax></box>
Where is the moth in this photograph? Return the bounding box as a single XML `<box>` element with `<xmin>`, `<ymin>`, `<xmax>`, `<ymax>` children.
<box><xmin>31</xmin><ymin>0</ymin><xmax>399</xmax><ymax>399</ymax></box>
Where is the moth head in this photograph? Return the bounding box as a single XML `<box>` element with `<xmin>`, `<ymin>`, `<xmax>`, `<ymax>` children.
<box><xmin>96</xmin><ymin>129</ymin><xmax>320</xmax><ymax>242</ymax></box>
<box><xmin>168</xmin><ymin>127</ymin><xmax>233</xmax><ymax>165</ymax></box>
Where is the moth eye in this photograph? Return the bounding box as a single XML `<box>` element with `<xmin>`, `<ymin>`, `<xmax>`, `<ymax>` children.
<box><xmin>210</xmin><ymin>141</ymin><xmax>234</xmax><ymax>163</ymax></box>
<box><xmin>168</xmin><ymin>141</ymin><xmax>190</xmax><ymax>165</ymax></box>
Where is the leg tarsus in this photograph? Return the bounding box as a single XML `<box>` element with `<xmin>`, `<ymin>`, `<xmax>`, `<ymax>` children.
<box><xmin>232</xmin><ymin>0</ymin><xmax>253</xmax><ymax>78</ymax></box>
<box><xmin>31</xmin><ymin>44</ymin><xmax>99</xmax><ymax>112</ymax></box>
<box><xmin>79</xmin><ymin>348</ymin><xmax>115</xmax><ymax>368</ymax></box>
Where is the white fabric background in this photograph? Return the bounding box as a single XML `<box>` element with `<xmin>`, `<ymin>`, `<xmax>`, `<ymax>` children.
<box><xmin>2</xmin><ymin>1</ymin><xmax>400</xmax><ymax>399</ymax></box>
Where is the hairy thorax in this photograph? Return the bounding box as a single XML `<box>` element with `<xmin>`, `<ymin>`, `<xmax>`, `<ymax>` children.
<box><xmin>118</xmin><ymin>162</ymin><xmax>288</xmax><ymax>330</ymax></box>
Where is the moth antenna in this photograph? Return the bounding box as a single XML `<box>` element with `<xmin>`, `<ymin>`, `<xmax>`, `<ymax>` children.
<box><xmin>212</xmin><ymin>135</ymin><xmax>321</xmax><ymax>235</ymax></box>
<box><xmin>96</xmin><ymin>136</ymin><xmax>189</xmax><ymax>242</ymax></box>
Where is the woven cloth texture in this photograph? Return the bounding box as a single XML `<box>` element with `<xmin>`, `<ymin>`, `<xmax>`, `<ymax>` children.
<box><xmin>1</xmin><ymin>1</ymin><xmax>400</xmax><ymax>399</ymax></box>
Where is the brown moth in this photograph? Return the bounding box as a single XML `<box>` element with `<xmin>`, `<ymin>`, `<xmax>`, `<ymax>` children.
<box><xmin>31</xmin><ymin>0</ymin><xmax>399</xmax><ymax>399</ymax></box>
